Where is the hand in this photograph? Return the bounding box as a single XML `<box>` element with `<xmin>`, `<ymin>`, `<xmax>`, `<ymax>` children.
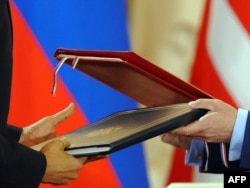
<box><xmin>170</xmin><ymin>99</ymin><xmax>237</xmax><ymax>143</ymax></box>
<box><xmin>41</xmin><ymin>138</ymin><xmax>87</xmax><ymax>185</ymax></box>
<box><xmin>19</xmin><ymin>103</ymin><xmax>75</xmax><ymax>147</ymax></box>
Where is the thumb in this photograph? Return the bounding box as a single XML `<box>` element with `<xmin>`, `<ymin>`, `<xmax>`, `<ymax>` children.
<box><xmin>40</xmin><ymin>138</ymin><xmax>71</xmax><ymax>153</ymax></box>
<box><xmin>49</xmin><ymin>103</ymin><xmax>75</xmax><ymax>127</ymax></box>
<box><xmin>60</xmin><ymin>138</ymin><xmax>71</xmax><ymax>149</ymax></box>
<box><xmin>189</xmin><ymin>99</ymin><xmax>215</xmax><ymax>111</ymax></box>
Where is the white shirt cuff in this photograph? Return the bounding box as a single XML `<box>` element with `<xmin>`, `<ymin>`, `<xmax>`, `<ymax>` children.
<box><xmin>229</xmin><ymin>108</ymin><xmax>248</xmax><ymax>161</ymax></box>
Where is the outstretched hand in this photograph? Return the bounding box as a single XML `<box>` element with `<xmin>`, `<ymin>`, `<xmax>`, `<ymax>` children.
<box><xmin>170</xmin><ymin>99</ymin><xmax>237</xmax><ymax>143</ymax></box>
<box><xmin>19</xmin><ymin>103</ymin><xmax>75</xmax><ymax>147</ymax></box>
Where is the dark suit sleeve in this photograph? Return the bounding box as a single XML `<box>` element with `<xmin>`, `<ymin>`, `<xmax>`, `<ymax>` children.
<box><xmin>7</xmin><ymin>124</ymin><xmax>22</xmax><ymax>141</ymax></box>
<box><xmin>199</xmin><ymin>111</ymin><xmax>250</xmax><ymax>173</ymax></box>
<box><xmin>199</xmin><ymin>143</ymin><xmax>229</xmax><ymax>173</ymax></box>
<box><xmin>0</xmin><ymin>126</ymin><xmax>47</xmax><ymax>187</ymax></box>
<box><xmin>239</xmin><ymin>111</ymin><xmax>250</xmax><ymax>168</ymax></box>
<box><xmin>199</xmin><ymin>143</ymin><xmax>243</xmax><ymax>173</ymax></box>
<box><xmin>0</xmin><ymin>133</ymin><xmax>47</xmax><ymax>187</ymax></box>
<box><xmin>0</xmin><ymin>1</ymin><xmax>47</xmax><ymax>187</ymax></box>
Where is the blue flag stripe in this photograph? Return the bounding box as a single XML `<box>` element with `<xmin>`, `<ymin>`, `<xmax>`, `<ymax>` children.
<box><xmin>13</xmin><ymin>0</ymin><xmax>150</xmax><ymax>187</ymax></box>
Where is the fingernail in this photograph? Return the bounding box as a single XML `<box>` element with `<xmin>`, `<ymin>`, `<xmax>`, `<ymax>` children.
<box><xmin>188</xmin><ymin>101</ymin><xmax>194</xmax><ymax>106</ymax></box>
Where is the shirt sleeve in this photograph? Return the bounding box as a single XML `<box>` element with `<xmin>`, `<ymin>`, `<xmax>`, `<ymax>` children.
<box><xmin>185</xmin><ymin>139</ymin><xmax>205</xmax><ymax>166</ymax></box>
<box><xmin>229</xmin><ymin>108</ymin><xmax>248</xmax><ymax>161</ymax></box>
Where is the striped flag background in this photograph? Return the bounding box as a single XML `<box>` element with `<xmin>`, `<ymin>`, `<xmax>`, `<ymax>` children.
<box><xmin>8</xmin><ymin>0</ymin><xmax>149</xmax><ymax>187</ymax></box>
<box><xmin>190</xmin><ymin>0</ymin><xmax>250</xmax><ymax>182</ymax></box>
<box><xmin>129</xmin><ymin>0</ymin><xmax>250</xmax><ymax>185</ymax></box>
<box><xmin>7</xmin><ymin>0</ymin><xmax>250</xmax><ymax>187</ymax></box>
<box><xmin>191</xmin><ymin>0</ymin><xmax>250</xmax><ymax>108</ymax></box>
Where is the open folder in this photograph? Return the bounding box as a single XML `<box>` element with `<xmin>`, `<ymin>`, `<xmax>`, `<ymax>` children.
<box><xmin>32</xmin><ymin>48</ymin><xmax>212</xmax><ymax>157</ymax></box>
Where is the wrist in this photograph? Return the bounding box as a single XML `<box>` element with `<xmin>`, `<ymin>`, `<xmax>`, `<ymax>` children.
<box><xmin>19</xmin><ymin>127</ymin><xmax>36</xmax><ymax>147</ymax></box>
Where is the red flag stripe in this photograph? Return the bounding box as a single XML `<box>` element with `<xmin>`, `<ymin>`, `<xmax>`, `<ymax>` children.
<box><xmin>205</xmin><ymin>0</ymin><xmax>250</xmax><ymax>108</ymax></box>
<box><xmin>228</xmin><ymin>0</ymin><xmax>250</xmax><ymax>35</ymax></box>
<box><xmin>166</xmin><ymin>149</ymin><xmax>193</xmax><ymax>184</ymax></box>
<box><xmin>191</xmin><ymin>0</ymin><xmax>238</xmax><ymax>107</ymax></box>
<box><xmin>10</xmin><ymin>2</ymin><xmax>121</xmax><ymax>188</ymax></box>
<box><xmin>190</xmin><ymin>0</ymin><xmax>250</xmax><ymax>181</ymax></box>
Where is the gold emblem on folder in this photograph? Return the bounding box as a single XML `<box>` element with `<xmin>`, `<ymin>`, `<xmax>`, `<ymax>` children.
<box><xmin>86</xmin><ymin>126</ymin><xmax>123</xmax><ymax>137</ymax></box>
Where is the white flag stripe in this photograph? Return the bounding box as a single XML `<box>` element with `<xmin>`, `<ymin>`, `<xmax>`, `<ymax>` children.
<box><xmin>207</xmin><ymin>0</ymin><xmax>250</xmax><ymax>108</ymax></box>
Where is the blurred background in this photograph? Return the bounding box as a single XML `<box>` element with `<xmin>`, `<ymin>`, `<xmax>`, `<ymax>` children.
<box><xmin>9</xmin><ymin>0</ymin><xmax>249</xmax><ymax>187</ymax></box>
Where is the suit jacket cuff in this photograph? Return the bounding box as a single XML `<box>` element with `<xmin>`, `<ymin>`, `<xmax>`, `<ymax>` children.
<box><xmin>7</xmin><ymin>125</ymin><xmax>22</xmax><ymax>141</ymax></box>
<box><xmin>240</xmin><ymin>111</ymin><xmax>250</xmax><ymax>168</ymax></box>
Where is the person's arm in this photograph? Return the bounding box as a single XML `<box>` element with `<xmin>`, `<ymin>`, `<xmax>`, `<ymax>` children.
<box><xmin>171</xmin><ymin>99</ymin><xmax>237</xmax><ymax>143</ymax></box>
<box><xmin>239</xmin><ymin>111</ymin><xmax>250</xmax><ymax>168</ymax></box>
<box><xmin>185</xmin><ymin>109</ymin><xmax>248</xmax><ymax>165</ymax></box>
<box><xmin>1</xmin><ymin>103</ymin><xmax>88</xmax><ymax>186</ymax></box>
<box><xmin>0</xmin><ymin>133</ymin><xmax>46</xmax><ymax>187</ymax></box>
<box><xmin>183</xmin><ymin>105</ymin><xmax>249</xmax><ymax>172</ymax></box>
<box><xmin>7</xmin><ymin>125</ymin><xmax>22</xmax><ymax>141</ymax></box>
<box><xmin>18</xmin><ymin>103</ymin><xmax>92</xmax><ymax>184</ymax></box>
<box><xmin>162</xmin><ymin>99</ymin><xmax>248</xmax><ymax>172</ymax></box>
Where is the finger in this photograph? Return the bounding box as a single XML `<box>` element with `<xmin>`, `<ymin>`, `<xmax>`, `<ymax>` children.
<box><xmin>41</xmin><ymin>138</ymin><xmax>71</xmax><ymax>153</ymax></box>
<box><xmin>60</xmin><ymin>137</ymin><xmax>71</xmax><ymax>149</ymax></box>
<box><xmin>171</xmin><ymin>121</ymin><xmax>201</xmax><ymax>136</ymax></box>
<box><xmin>85</xmin><ymin>155</ymin><xmax>108</xmax><ymax>164</ymax></box>
<box><xmin>49</xmin><ymin>103</ymin><xmax>75</xmax><ymax>126</ymax></box>
<box><xmin>189</xmin><ymin>98</ymin><xmax>217</xmax><ymax>111</ymax></box>
<box><xmin>77</xmin><ymin>157</ymin><xmax>88</xmax><ymax>164</ymax></box>
<box><xmin>161</xmin><ymin>133</ymin><xmax>173</xmax><ymax>143</ymax></box>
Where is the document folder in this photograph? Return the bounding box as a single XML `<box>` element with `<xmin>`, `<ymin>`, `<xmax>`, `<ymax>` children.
<box><xmin>32</xmin><ymin>48</ymin><xmax>212</xmax><ymax>156</ymax></box>
<box><xmin>32</xmin><ymin>103</ymin><xmax>207</xmax><ymax>157</ymax></box>
<box><xmin>53</xmin><ymin>48</ymin><xmax>212</xmax><ymax>106</ymax></box>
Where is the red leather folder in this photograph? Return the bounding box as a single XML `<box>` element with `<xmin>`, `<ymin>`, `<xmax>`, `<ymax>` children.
<box><xmin>54</xmin><ymin>48</ymin><xmax>212</xmax><ymax>107</ymax></box>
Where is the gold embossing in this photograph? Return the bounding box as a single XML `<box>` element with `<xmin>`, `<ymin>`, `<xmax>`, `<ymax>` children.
<box><xmin>86</xmin><ymin>126</ymin><xmax>123</xmax><ymax>137</ymax></box>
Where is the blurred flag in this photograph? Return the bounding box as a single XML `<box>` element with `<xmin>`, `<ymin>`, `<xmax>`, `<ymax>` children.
<box><xmin>167</xmin><ymin>0</ymin><xmax>250</xmax><ymax>184</ymax></box>
<box><xmin>190</xmin><ymin>0</ymin><xmax>250</xmax><ymax>180</ymax></box>
<box><xmin>8</xmin><ymin>0</ymin><xmax>149</xmax><ymax>187</ymax></box>
<box><xmin>191</xmin><ymin>0</ymin><xmax>250</xmax><ymax>115</ymax></box>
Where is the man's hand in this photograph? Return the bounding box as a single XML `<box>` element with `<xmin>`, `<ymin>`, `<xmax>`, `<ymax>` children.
<box><xmin>19</xmin><ymin>103</ymin><xmax>75</xmax><ymax>147</ymax></box>
<box><xmin>41</xmin><ymin>139</ymin><xmax>87</xmax><ymax>185</ymax></box>
<box><xmin>170</xmin><ymin>99</ymin><xmax>237</xmax><ymax>143</ymax></box>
